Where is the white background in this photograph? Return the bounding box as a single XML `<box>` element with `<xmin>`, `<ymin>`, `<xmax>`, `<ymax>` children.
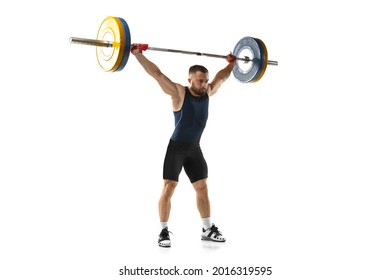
<box><xmin>1</xmin><ymin>1</ymin><xmax>389</xmax><ymax>279</ymax></box>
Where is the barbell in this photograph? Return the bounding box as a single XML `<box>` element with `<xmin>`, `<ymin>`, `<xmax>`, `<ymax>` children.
<box><xmin>69</xmin><ymin>16</ymin><xmax>278</xmax><ymax>83</ymax></box>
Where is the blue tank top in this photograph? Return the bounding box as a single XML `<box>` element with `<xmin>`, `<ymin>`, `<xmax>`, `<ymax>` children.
<box><xmin>170</xmin><ymin>87</ymin><xmax>209</xmax><ymax>144</ymax></box>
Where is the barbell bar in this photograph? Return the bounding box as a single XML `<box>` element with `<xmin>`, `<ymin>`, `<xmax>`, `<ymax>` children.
<box><xmin>69</xmin><ymin>37</ymin><xmax>278</xmax><ymax>65</ymax></box>
<box><xmin>69</xmin><ymin>16</ymin><xmax>278</xmax><ymax>82</ymax></box>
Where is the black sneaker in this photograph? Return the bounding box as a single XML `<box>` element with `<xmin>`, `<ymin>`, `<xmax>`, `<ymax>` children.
<box><xmin>158</xmin><ymin>227</ymin><xmax>172</xmax><ymax>247</ymax></box>
<box><xmin>201</xmin><ymin>224</ymin><xmax>226</xmax><ymax>242</ymax></box>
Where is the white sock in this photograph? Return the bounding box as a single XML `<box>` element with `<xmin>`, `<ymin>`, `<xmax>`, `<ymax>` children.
<box><xmin>161</xmin><ymin>222</ymin><xmax>168</xmax><ymax>230</ymax></box>
<box><xmin>202</xmin><ymin>217</ymin><xmax>212</xmax><ymax>229</ymax></box>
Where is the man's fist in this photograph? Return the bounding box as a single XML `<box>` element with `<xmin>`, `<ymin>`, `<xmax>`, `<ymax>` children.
<box><xmin>226</xmin><ymin>52</ymin><xmax>236</xmax><ymax>64</ymax></box>
<box><xmin>131</xmin><ymin>43</ymin><xmax>149</xmax><ymax>55</ymax></box>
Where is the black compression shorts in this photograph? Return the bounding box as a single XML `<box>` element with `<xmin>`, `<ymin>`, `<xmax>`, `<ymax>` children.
<box><xmin>163</xmin><ymin>139</ymin><xmax>208</xmax><ymax>183</ymax></box>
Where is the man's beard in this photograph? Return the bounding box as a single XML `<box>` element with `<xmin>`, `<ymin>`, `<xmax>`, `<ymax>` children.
<box><xmin>190</xmin><ymin>85</ymin><xmax>207</xmax><ymax>96</ymax></box>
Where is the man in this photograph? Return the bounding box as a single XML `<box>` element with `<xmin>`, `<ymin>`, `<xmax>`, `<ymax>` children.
<box><xmin>131</xmin><ymin>43</ymin><xmax>235</xmax><ymax>247</ymax></box>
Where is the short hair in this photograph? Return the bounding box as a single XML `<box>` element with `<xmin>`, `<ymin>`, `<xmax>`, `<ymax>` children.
<box><xmin>189</xmin><ymin>65</ymin><xmax>208</xmax><ymax>75</ymax></box>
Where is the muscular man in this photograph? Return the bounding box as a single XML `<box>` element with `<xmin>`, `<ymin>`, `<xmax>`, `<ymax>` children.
<box><xmin>131</xmin><ymin>44</ymin><xmax>235</xmax><ymax>247</ymax></box>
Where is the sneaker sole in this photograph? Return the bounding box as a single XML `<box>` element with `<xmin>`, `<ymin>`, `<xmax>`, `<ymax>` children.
<box><xmin>201</xmin><ymin>236</ymin><xmax>226</xmax><ymax>242</ymax></box>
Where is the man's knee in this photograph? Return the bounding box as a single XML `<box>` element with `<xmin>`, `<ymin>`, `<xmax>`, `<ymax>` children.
<box><xmin>162</xmin><ymin>180</ymin><xmax>178</xmax><ymax>197</ymax></box>
<box><xmin>192</xmin><ymin>179</ymin><xmax>208</xmax><ymax>192</ymax></box>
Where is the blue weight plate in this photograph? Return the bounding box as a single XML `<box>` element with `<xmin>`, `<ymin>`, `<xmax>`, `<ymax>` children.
<box><xmin>116</xmin><ymin>17</ymin><xmax>131</xmax><ymax>72</ymax></box>
<box><xmin>232</xmin><ymin>37</ymin><xmax>265</xmax><ymax>83</ymax></box>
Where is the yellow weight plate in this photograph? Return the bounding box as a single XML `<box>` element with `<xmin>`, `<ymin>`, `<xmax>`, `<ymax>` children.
<box><xmin>252</xmin><ymin>38</ymin><xmax>268</xmax><ymax>83</ymax></box>
<box><xmin>96</xmin><ymin>16</ymin><xmax>125</xmax><ymax>72</ymax></box>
